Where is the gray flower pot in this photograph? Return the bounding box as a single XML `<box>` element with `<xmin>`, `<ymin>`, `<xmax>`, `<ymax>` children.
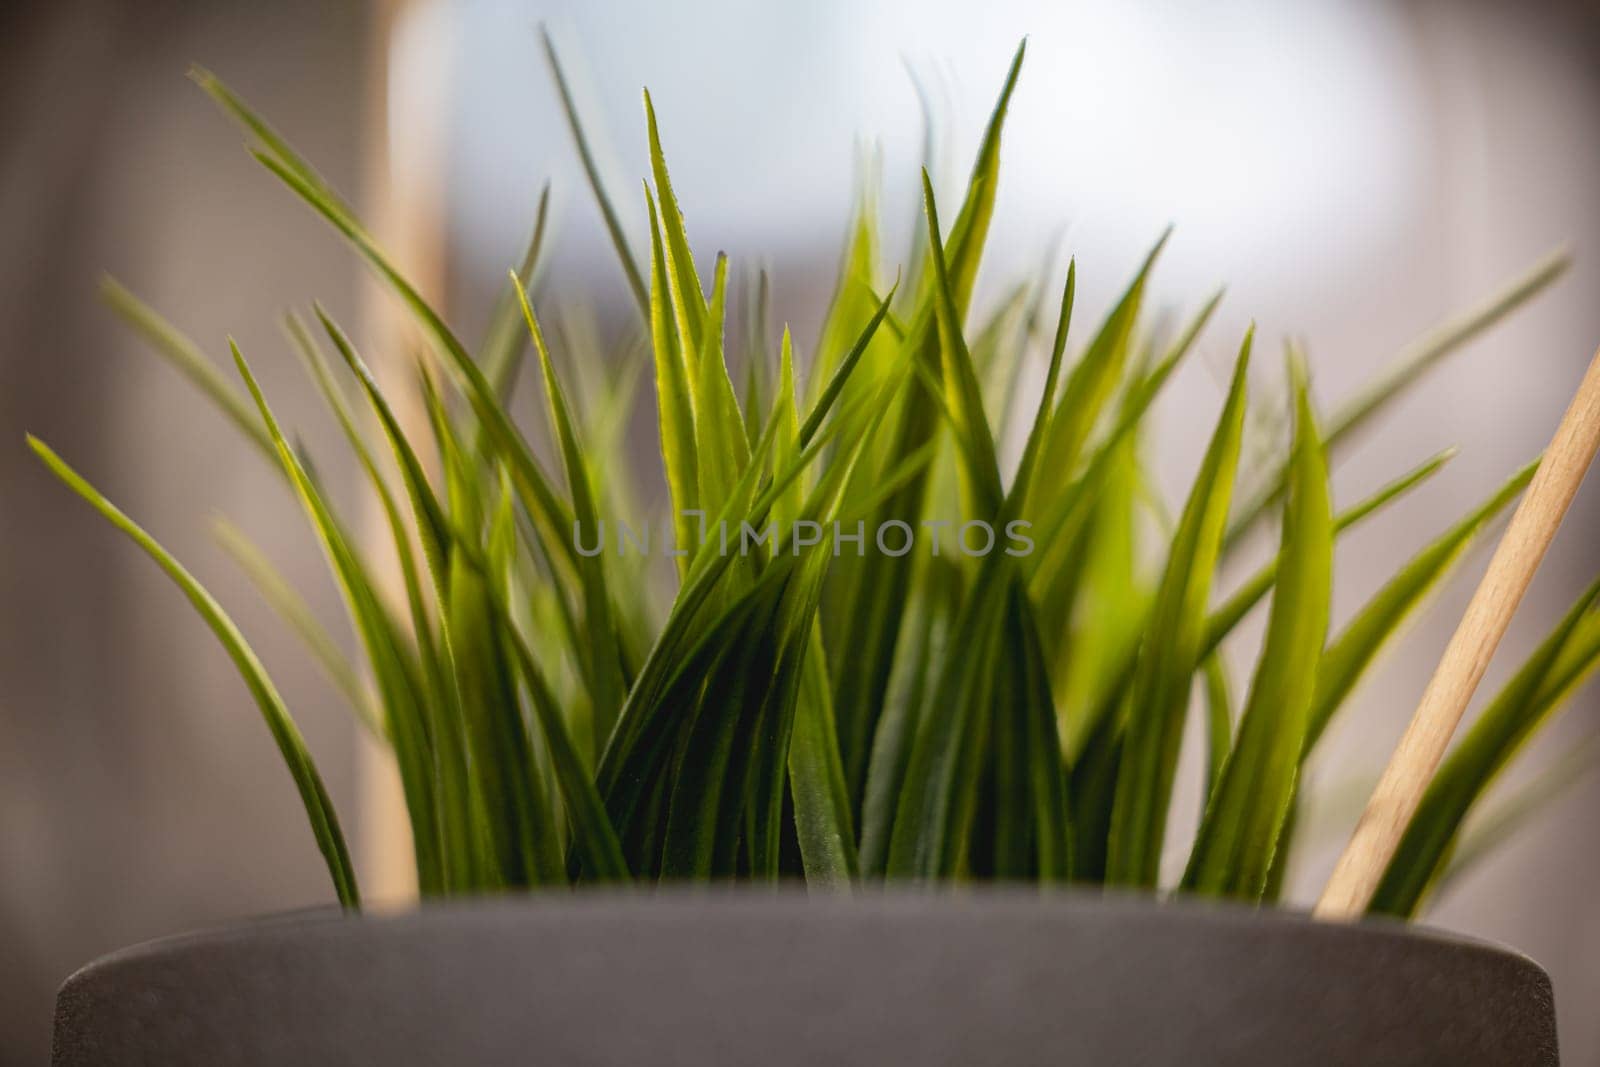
<box><xmin>53</xmin><ymin>891</ymin><xmax>1557</xmax><ymax>1066</ymax></box>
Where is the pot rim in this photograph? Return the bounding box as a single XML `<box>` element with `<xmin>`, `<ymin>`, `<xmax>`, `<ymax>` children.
<box><xmin>58</xmin><ymin>885</ymin><xmax>1547</xmax><ymax>991</ymax></box>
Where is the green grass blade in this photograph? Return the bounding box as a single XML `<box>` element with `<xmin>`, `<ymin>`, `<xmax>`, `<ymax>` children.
<box><xmin>607</xmin><ymin>579</ymin><xmax>775</xmax><ymax>873</ymax></box>
<box><xmin>602</xmin><ymin>369</ymin><xmax>899</xmax><ymax>832</ymax></box>
<box><xmin>1033</xmin><ymin>231</ymin><xmax>1167</xmax><ymax>488</ymax></box>
<box><xmin>190</xmin><ymin>65</ymin><xmax>350</xmax><ymax>208</ymax></box>
<box><xmin>1305</xmin><ymin>456</ymin><xmax>1538</xmax><ymax>751</ymax></box>
<box><xmin>750</xmin><ymin>268</ymin><xmax>778</xmax><ymax>445</ymax></box>
<box><xmin>212</xmin><ymin>517</ymin><xmax>378</xmax><ymax>736</ymax></box>
<box><xmin>316</xmin><ymin>308</ymin><xmax>452</xmax><ymax>582</ymax></box>
<box><xmin>885</xmin><ymin>566</ymin><xmax>1011</xmax><ymax>879</ymax></box>
<box><xmin>691</xmin><ymin>254</ymin><xmax>752</xmax><ymax>524</ymax></box>
<box><xmin>745</xmin><ymin>557</ymin><xmax>836</xmax><ymax>878</ymax></box>
<box><xmin>30</xmin><ymin>436</ymin><xmax>360</xmax><ymax>907</ymax></box>
<box><xmin>1370</xmin><ymin>579</ymin><xmax>1600</xmax><ymax>917</ymax></box>
<box><xmin>1067</xmin><ymin>697</ymin><xmax>1124</xmax><ymax>884</ymax></box>
<box><xmin>1006</xmin><ymin>260</ymin><xmax>1074</xmax><ymax>516</ymax></box>
<box><xmin>508</xmin><ymin>624</ymin><xmax>633</xmax><ymax>882</ymax></box>
<box><xmin>514</xmin><ymin>276</ymin><xmax>628</xmax><ymax>743</ymax></box>
<box><xmin>193</xmin><ymin>71</ymin><xmax>577</xmax><ymax>576</ymax></box>
<box><xmin>648</xmin><ymin>551</ymin><xmax>825</xmax><ymax>879</ymax></box>
<box><xmin>644</xmin><ymin>189</ymin><xmax>702</xmax><ymax>573</ymax></box>
<box><xmin>1183</xmin><ymin>357</ymin><xmax>1331</xmax><ymax>899</ymax></box>
<box><xmin>1432</xmin><ymin>730</ymin><xmax>1600</xmax><ymax>903</ymax></box>
<box><xmin>827</xmin><ymin>44</ymin><xmax>1023</xmax><ymax>807</ymax></box>
<box><xmin>101</xmin><ymin>278</ymin><xmax>276</xmax><ymax>463</ymax></box>
<box><xmin>937</xmin><ymin>39</ymin><xmax>1024</xmax><ymax>304</ymax></box>
<box><xmin>1006</xmin><ymin>579</ymin><xmax>1073</xmax><ymax>880</ymax></box>
<box><xmin>414</xmin><ymin>385</ymin><xmax>540</xmax><ymax>888</ymax></box>
<box><xmin>811</xmin><ymin>175</ymin><xmax>886</xmax><ymax>403</ymax></box>
<box><xmin>858</xmin><ymin>556</ymin><xmax>957</xmax><ymax>876</ymax></box>
<box><xmin>444</xmin><ymin>497</ymin><xmax>630</xmax><ymax>882</ymax></box>
<box><xmin>244</xmin><ymin>137</ymin><xmax>576</xmax><ymax>572</ymax></box>
<box><xmin>1105</xmin><ymin>329</ymin><xmax>1251</xmax><ymax>887</ymax></box>
<box><xmin>480</xmin><ymin>182</ymin><xmax>552</xmax><ymax>400</ymax></box>
<box><xmin>229</xmin><ymin>340</ymin><xmax>450</xmax><ymax>892</ymax></box>
<box><xmin>771</xmin><ymin>327</ymin><xmax>804</xmax><ymax>533</ymax></box>
<box><xmin>922</xmin><ymin>170</ymin><xmax>1003</xmax><ymax>512</ymax></box>
<box><xmin>798</xmin><ymin>281</ymin><xmax>898</xmax><ymax>452</ymax></box>
<box><xmin>1202</xmin><ymin>447</ymin><xmax>1458</xmax><ymax>656</ymax></box>
<box><xmin>1027</xmin><ymin>290</ymin><xmax>1221</xmax><ymax>593</ymax></box>
<box><xmin>541</xmin><ymin>28</ymin><xmax>649</xmax><ymax>314</ymax></box>
<box><xmin>282</xmin><ymin>312</ymin><xmax>440</xmax><ymax>644</ymax></box>
<box><xmin>600</xmin><ymin>378</ymin><xmax>885</xmax><ymax>789</ymax></box>
<box><xmin>741</xmin><ymin>325</ymin><xmax>766</xmax><ymax>451</ymax></box>
<box><xmin>1224</xmin><ymin>249</ymin><xmax>1568</xmax><ymax>548</ymax></box>
<box><xmin>1201</xmin><ymin>652</ymin><xmax>1233</xmax><ymax>803</ymax></box>
<box><xmin>1325</xmin><ymin>250</ymin><xmax>1567</xmax><ymax>450</ymax></box>
<box><xmin>447</xmin><ymin>525</ymin><xmax>564</xmax><ymax>886</ymax></box>
<box><xmin>900</xmin><ymin>568</ymin><xmax>1071</xmax><ymax>883</ymax></box>
<box><xmin>1052</xmin><ymin>437</ymin><xmax>1147</xmax><ymax>758</ymax></box>
<box><xmin>789</xmin><ymin>621</ymin><xmax>861</xmax><ymax>885</ymax></box>
<box><xmin>643</xmin><ymin>89</ymin><xmax>707</xmax><ymax>357</ymax></box>
<box><xmin>284</xmin><ymin>311</ymin><xmax>481</xmax><ymax>889</ymax></box>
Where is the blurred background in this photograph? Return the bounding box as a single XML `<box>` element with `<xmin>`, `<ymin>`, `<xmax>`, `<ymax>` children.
<box><xmin>3</xmin><ymin>0</ymin><xmax>1599</xmax><ymax>1062</ymax></box>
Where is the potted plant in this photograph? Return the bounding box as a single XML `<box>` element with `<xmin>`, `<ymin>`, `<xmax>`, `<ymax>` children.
<box><xmin>40</xmin><ymin>38</ymin><xmax>1591</xmax><ymax>1065</ymax></box>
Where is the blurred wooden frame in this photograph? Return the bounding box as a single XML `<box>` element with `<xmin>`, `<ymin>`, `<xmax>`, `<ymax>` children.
<box><xmin>356</xmin><ymin>0</ymin><xmax>451</xmax><ymax>904</ymax></box>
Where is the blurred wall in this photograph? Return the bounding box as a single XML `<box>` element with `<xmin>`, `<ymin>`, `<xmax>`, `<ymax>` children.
<box><xmin>0</xmin><ymin>2</ymin><xmax>369</xmax><ymax>1062</ymax></box>
<box><xmin>2</xmin><ymin>1</ymin><xmax>1600</xmax><ymax>1065</ymax></box>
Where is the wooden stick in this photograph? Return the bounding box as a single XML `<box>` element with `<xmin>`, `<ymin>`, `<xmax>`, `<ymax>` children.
<box><xmin>1315</xmin><ymin>344</ymin><xmax>1600</xmax><ymax>920</ymax></box>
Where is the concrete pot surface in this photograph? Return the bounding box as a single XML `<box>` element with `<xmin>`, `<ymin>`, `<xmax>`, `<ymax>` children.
<box><xmin>52</xmin><ymin>890</ymin><xmax>1559</xmax><ymax>1065</ymax></box>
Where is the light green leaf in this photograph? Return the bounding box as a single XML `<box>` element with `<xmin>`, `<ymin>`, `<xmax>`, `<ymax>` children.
<box><xmin>479</xmin><ymin>182</ymin><xmax>552</xmax><ymax>400</ymax></box>
<box><xmin>230</xmin><ymin>339</ymin><xmax>451</xmax><ymax>891</ymax></box>
<box><xmin>194</xmin><ymin>71</ymin><xmax>576</xmax><ymax>577</ymax></box>
<box><xmin>771</xmin><ymin>327</ymin><xmax>804</xmax><ymax>533</ymax></box>
<box><xmin>1201</xmin><ymin>653</ymin><xmax>1233</xmax><ymax>804</ymax></box>
<box><xmin>789</xmin><ymin>622</ymin><xmax>860</xmax><ymax>886</ymax></box>
<box><xmin>828</xmin><ymin>42</ymin><xmax>1023</xmax><ymax>805</ymax></box>
<box><xmin>692</xmin><ymin>254</ymin><xmax>752</xmax><ymax>525</ymax></box>
<box><xmin>922</xmin><ymin>170</ymin><xmax>1002</xmax><ymax>513</ymax></box>
<box><xmin>30</xmin><ymin>437</ymin><xmax>360</xmax><ymax>908</ymax></box>
<box><xmin>643</xmin><ymin>89</ymin><xmax>707</xmax><ymax>358</ymax></box>
<box><xmin>1031</xmin><ymin>231</ymin><xmax>1168</xmax><ymax>492</ymax></box>
<box><xmin>212</xmin><ymin>517</ymin><xmax>378</xmax><ymax>736</ymax></box>
<box><xmin>101</xmin><ymin>278</ymin><xmax>276</xmax><ymax>463</ymax></box>
<box><xmin>645</xmin><ymin>189</ymin><xmax>701</xmax><ymax>574</ymax></box>
<box><xmin>1105</xmin><ymin>329</ymin><xmax>1251</xmax><ymax>887</ymax></box>
<box><xmin>1371</xmin><ymin>579</ymin><xmax>1600</xmax><ymax>917</ymax></box>
<box><xmin>1432</xmin><ymin>729</ymin><xmax>1600</xmax><ymax>902</ymax></box>
<box><xmin>1224</xmin><ymin>249</ymin><xmax>1568</xmax><ymax>549</ymax></box>
<box><xmin>1305</xmin><ymin>457</ymin><xmax>1538</xmax><ymax>752</ymax></box>
<box><xmin>1202</xmin><ymin>446</ymin><xmax>1458</xmax><ymax>657</ymax></box>
<box><xmin>541</xmin><ymin>28</ymin><xmax>649</xmax><ymax>314</ymax></box>
<box><xmin>515</xmin><ymin>277</ymin><xmax>628</xmax><ymax>746</ymax></box>
<box><xmin>1183</xmin><ymin>357</ymin><xmax>1331</xmax><ymax>899</ymax></box>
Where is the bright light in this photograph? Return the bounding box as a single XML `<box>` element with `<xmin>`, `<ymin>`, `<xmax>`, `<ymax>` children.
<box><xmin>445</xmin><ymin>0</ymin><xmax>1425</xmax><ymax>304</ymax></box>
